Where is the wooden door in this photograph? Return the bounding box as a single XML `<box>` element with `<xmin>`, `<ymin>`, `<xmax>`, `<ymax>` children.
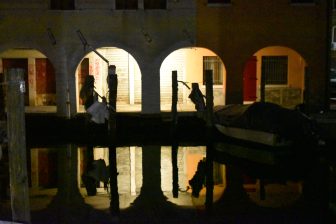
<box><xmin>35</xmin><ymin>58</ymin><xmax>56</xmax><ymax>94</ymax></box>
<box><xmin>243</xmin><ymin>56</ymin><xmax>257</xmax><ymax>102</ymax></box>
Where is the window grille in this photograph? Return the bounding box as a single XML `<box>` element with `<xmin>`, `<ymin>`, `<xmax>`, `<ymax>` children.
<box><xmin>144</xmin><ymin>0</ymin><xmax>166</xmax><ymax>9</ymax></box>
<box><xmin>261</xmin><ymin>56</ymin><xmax>288</xmax><ymax>85</ymax></box>
<box><xmin>50</xmin><ymin>0</ymin><xmax>74</xmax><ymax>10</ymax></box>
<box><xmin>203</xmin><ymin>56</ymin><xmax>223</xmax><ymax>85</ymax></box>
<box><xmin>116</xmin><ymin>0</ymin><xmax>138</xmax><ymax>9</ymax></box>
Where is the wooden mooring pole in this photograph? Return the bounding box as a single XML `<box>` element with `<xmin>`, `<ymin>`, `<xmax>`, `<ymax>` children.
<box><xmin>171</xmin><ymin>71</ymin><xmax>179</xmax><ymax>198</ymax></box>
<box><xmin>107</xmin><ymin>65</ymin><xmax>120</xmax><ymax>216</ymax></box>
<box><xmin>5</xmin><ymin>68</ymin><xmax>31</xmax><ymax>223</ymax></box>
<box><xmin>205</xmin><ymin>70</ymin><xmax>214</xmax><ymax>213</ymax></box>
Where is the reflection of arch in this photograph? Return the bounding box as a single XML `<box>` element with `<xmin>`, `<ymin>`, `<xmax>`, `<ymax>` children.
<box><xmin>243</xmin><ymin>46</ymin><xmax>307</xmax><ymax>109</ymax></box>
<box><xmin>75</xmin><ymin>47</ymin><xmax>142</xmax><ymax>112</ymax></box>
<box><xmin>160</xmin><ymin>47</ymin><xmax>226</xmax><ymax>111</ymax></box>
<box><xmin>161</xmin><ymin>146</ymin><xmax>226</xmax><ymax>207</ymax></box>
<box><xmin>80</xmin><ymin>146</ymin><xmax>143</xmax><ymax>209</ymax></box>
<box><xmin>0</xmin><ymin>48</ymin><xmax>56</xmax><ymax>109</ymax></box>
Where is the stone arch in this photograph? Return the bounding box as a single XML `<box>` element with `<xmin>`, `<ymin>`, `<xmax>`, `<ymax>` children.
<box><xmin>74</xmin><ymin>46</ymin><xmax>142</xmax><ymax>112</ymax></box>
<box><xmin>0</xmin><ymin>47</ymin><xmax>57</xmax><ymax>111</ymax></box>
<box><xmin>159</xmin><ymin>46</ymin><xmax>227</xmax><ymax>111</ymax></box>
<box><xmin>242</xmin><ymin>45</ymin><xmax>307</xmax><ymax>109</ymax></box>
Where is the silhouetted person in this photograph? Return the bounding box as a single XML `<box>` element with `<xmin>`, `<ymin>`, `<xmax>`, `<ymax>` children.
<box><xmin>80</xmin><ymin>75</ymin><xmax>98</xmax><ymax>110</ymax></box>
<box><xmin>189</xmin><ymin>83</ymin><xmax>206</xmax><ymax>112</ymax></box>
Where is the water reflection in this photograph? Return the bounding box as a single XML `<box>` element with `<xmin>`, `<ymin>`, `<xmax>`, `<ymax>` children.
<box><xmin>0</xmin><ymin>143</ymin><xmax>331</xmax><ymax>223</ymax></box>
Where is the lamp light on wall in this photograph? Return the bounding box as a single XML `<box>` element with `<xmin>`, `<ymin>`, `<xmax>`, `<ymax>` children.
<box><xmin>47</xmin><ymin>28</ymin><xmax>56</xmax><ymax>45</ymax></box>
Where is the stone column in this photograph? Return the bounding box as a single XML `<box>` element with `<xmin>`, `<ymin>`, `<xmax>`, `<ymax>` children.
<box><xmin>55</xmin><ymin>49</ymin><xmax>70</xmax><ymax>117</ymax></box>
<box><xmin>141</xmin><ymin>65</ymin><xmax>160</xmax><ymax>113</ymax></box>
<box><xmin>68</xmin><ymin>68</ymin><xmax>78</xmax><ymax>116</ymax></box>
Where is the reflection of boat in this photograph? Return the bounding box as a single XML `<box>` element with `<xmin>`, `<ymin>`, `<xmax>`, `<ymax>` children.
<box><xmin>213</xmin><ymin>102</ymin><xmax>321</xmax><ymax>147</ymax></box>
<box><xmin>213</xmin><ymin>141</ymin><xmax>291</xmax><ymax>166</ymax></box>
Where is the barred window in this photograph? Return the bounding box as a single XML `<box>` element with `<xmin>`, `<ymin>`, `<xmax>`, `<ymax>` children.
<box><xmin>144</xmin><ymin>0</ymin><xmax>166</xmax><ymax>9</ymax></box>
<box><xmin>203</xmin><ymin>56</ymin><xmax>223</xmax><ymax>85</ymax></box>
<box><xmin>50</xmin><ymin>0</ymin><xmax>74</xmax><ymax>10</ymax></box>
<box><xmin>262</xmin><ymin>56</ymin><xmax>288</xmax><ymax>85</ymax></box>
<box><xmin>116</xmin><ymin>0</ymin><xmax>138</xmax><ymax>9</ymax></box>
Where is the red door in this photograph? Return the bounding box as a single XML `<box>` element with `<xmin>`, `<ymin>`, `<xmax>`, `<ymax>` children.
<box><xmin>2</xmin><ymin>59</ymin><xmax>29</xmax><ymax>105</ymax></box>
<box><xmin>35</xmin><ymin>58</ymin><xmax>56</xmax><ymax>105</ymax></box>
<box><xmin>243</xmin><ymin>56</ymin><xmax>257</xmax><ymax>102</ymax></box>
<box><xmin>38</xmin><ymin>150</ymin><xmax>57</xmax><ymax>188</ymax></box>
<box><xmin>78</xmin><ymin>58</ymin><xmax>89</xmax><ymax>105</ymax></box>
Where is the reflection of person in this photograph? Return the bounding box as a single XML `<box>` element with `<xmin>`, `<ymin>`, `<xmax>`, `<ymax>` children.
<box><xmin>82</xmin><ymin>159</ymin><xmax>110</xmax><ymax>196</ymax></box>
<box><xmin>188</xmin><ymin>158</ymin><xmax>206</xmax><ymax>198</ymax></box>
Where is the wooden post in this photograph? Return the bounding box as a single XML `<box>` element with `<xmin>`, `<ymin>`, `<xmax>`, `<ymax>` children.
<box><xmin>5</xmin><ymin>68</ymin><xmax>31</xmax><ymax>223</ymax></box>
<box><xmin>205</xmin><ymin>70</ymin><xmax>214</xmax><ymax>212</ymax></box>
<box><xmin>107</xmin><ymin>65</ymin><xmax>118</xmax><ymax>135</ymax></box>
<box><xmin>171</xmin><ymin>71</ymin><xmax>178</xmax><ymax>127</ymax></box>
<box><xmin>107</xmin><ymin>65</ymin><xmax>120</xmax><ymax>216</ymax></box>
<box><xmin>171</xmin><ymin>71</ymin><xmax>179</xmax><ymax>198</ymax></box>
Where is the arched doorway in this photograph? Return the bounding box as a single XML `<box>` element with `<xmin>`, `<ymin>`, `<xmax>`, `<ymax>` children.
<box><xmin>160</xmin><ymin>47</ymin><xmax>226</xmax><ymax>112</ymax></box>
<box><xmin>243</xmin><ymin>46</ymin><xmax>307</xmax><ymax>109</ymax></box>
<box><xmin>75</xmin><ymin>47</ymin><xmax>142</xmax><ymax>112</ymax></box>
<box><xmin>0</xmin><ymin>48</ymin><xmax>56</xmax><ymax>112</ymax></box>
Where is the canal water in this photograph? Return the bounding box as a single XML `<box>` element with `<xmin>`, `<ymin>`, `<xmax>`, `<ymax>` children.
<box><xmin>1</xmin><ymin>141</ymin><xmax>334</xmax><ymax>224</ymax></box>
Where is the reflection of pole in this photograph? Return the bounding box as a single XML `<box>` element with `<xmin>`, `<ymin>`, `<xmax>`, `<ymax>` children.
<box><xmin>86</xmin><ymin>145</ymin><xmax>94</xmax><ymax>174</ymax></box>
<box><xmin>205</xmin><ymin>70</ymin><xmax>214</xmax><ymax>212</ymax></box>
<box><xmin>6</xmin><ymin>68</ymin><xmax>31</xmax><ymax>223</ymax></box>
<box><xmin>109</xmin><ymin>148</ymin><xmax>119</xmax><ymax>215</ymax></box>
<box><xmin>172</xmin><ymin>145</ymin><xmax>179</xmax><ymax>198</ymax></box>
<box><xmin>107</xmin><ymin>65</ymin><xmax>120</xmax><ymax>215</ymax></box>
<box><xmin>171</xmin><ymin>71</ymin><xmax>179</xmax><ymax>198</ymax></box>
<box><xmin>259</xmin><ymin>179</ymin><xmax>266</xmax><ymax>200</ymax></box>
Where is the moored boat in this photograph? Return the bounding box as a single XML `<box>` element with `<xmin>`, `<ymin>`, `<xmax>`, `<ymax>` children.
<box><xmin>213</xmin><ymin>102</ymin><xmax>323</xmax><ymax>147</ymax></box>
